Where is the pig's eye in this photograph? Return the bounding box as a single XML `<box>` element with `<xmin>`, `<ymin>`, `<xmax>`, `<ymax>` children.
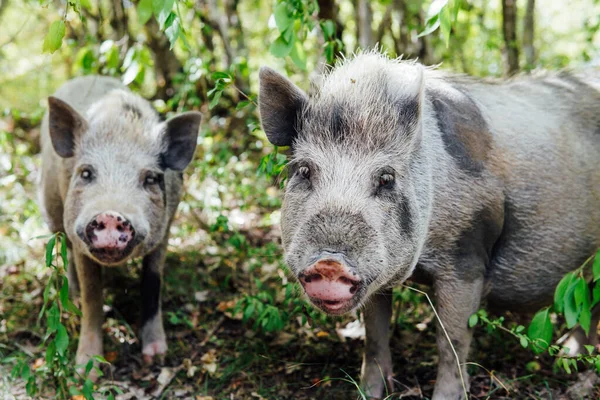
<box><xmin>144</xmin><ymin>175</ymin><xmax>158</xmax><ymax>186</ymax></box>
<box><xmin>379</xmin><ymin>173</ymin><xmax>395</xmax><ymax>188</ymax></box>
<box><xmin>298</xmin><ymin>166</ymin><xmax>311</xmax><ymax>180</ymax></box>
<box><xmin>80</xmin><ymin>168</ymin><xmax>93</xmax><ymax>181</ymax></box>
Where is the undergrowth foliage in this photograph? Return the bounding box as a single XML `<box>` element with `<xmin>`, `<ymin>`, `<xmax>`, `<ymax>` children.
<box><xmin>470</xmin><ymin>248</ymin><xmax>600</xmax><ymax>374</ymax></box>
<box><xmin>8</xmin><ymin>233</ymin><xmax>119</xmax><ymax>399</ymax></box>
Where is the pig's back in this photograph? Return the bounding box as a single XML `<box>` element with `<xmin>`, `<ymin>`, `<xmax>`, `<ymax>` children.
<box><xmin>459</xmin><ymin>74</ymin><xmax>600</xmax><ymax>310</ymax></box>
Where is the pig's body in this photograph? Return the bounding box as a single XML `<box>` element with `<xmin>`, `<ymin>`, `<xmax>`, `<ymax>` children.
<box><xmin>39</xmin><ymin>76</ymin><xmax>201</xmax><ymax>373</ymax></box>
<box><xmin>258</xmin><ymin>53</ymin><xmax>600</xmax><ymax>399</ymax></box>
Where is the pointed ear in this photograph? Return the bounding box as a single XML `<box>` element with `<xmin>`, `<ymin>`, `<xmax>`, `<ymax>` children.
<box><xmin>259</xmin><ymin>67</ymin><xmax>307</xmax><ymax>147</ymax></box>
<box><xmin>161</xmin><ymin>111</ymin><xmax>202</xmax><ymax>171</ymax></box>
<box><xmin>389</xmin><ymin>64</ymin><xmax>425</xmax><ymax>132</ymax></box>
<box><xmin>48</xmin><ymin>96</ymin><xmax>88</xmax><ymax>158</ymax></box>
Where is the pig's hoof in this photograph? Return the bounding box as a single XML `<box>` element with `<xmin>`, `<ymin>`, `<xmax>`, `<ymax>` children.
<box><xmin>142</xmin><ymin>339</ymin><xmax>167</xmax><ymax>365</ymax></box>
<box><xmin>360</xmin><ymin>365</ymin><xmax>394</xmax><ymax>399</ymax></box>
<box><xmin>75</xmin><ymin>354</ymin><xmax>101</xmax><ymax>382</ymax></box>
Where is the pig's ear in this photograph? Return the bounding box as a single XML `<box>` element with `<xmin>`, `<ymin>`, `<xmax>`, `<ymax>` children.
<box><xmin>48</xmin><ymin>96</ymin><xmax>88</xmax><ymax>158</ymax></box>
<box><xmin>161</xmin><ymin>111</ymin><xmax>202</xmax><ymax>171</ymax></box>
<box><xmin>389</xmin><ymin>64</ymin><xmax>425</xmax><ymax>133</ymax></box>
<box><xmin>259</xmin><ymin>67</ymin><xmax>307</xmax><ymax>147</ymax></box>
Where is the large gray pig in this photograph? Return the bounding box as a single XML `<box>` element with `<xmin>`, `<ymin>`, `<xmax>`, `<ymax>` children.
<box><xmin>258</xmin><ymin>52</ymin><xmax>600</xmax><ymax>399</ymax></box>
<box><xmin>39</xmin><ymin>76</ymin><xmax>202</xmax><ymax>374</ymax></box>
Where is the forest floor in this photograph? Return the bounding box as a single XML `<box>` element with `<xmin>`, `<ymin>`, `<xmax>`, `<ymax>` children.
<box><xmin>1</xmin><ymin>114</ymin><xmax>600</xmax><ymax>400</ymax></box>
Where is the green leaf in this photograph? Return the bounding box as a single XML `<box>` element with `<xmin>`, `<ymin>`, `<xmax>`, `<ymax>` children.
<box><xmin>527</xmin><ymin>308</ymin><xmax>553</xmax><ymax>354</ymax></box>
<box><xmin>55</xmin><ymin>324</ymin><xmax>69</xmax><ymax>356</ymax></box>
<box><xmin>45</xmin><ymin>235</ymin><xmax>56</xmax><ymax>267</ymax></box>
<box><xmin>209</xmin><ymin>91</ymin><xmax>222</xmax><ymax>110</ymax></box>
<box><xmin>82</xmin><ymin>378</ymin><xmax>94</xmax><ymax>400</ymax></box>
<box><xmin>418</xmin><ymin>14</ymin><xmax>440</xmax><ymax>38</ymax></box>
<box><xmin>439</xmin><ymin>4</ymin><xmax>452</xmax><ymax>46</ymax></box>
<box><xmin>60</xmin><ymin>233</ymin><xmax>68</xmax><ymax>267</ymax></box>
<box><xmin>321</xmin><ymin>20</ymin><xmax>335</xmax><ymax>39</ymax></box>
<box><xmin>138</xmin><ymin>0</ymin><xmax>154</xmax><ymax>25</ymax></box>
<box><xmin>211</xmin><ymin>71</ymin><xmax>231</xmax><ymax>80</ymax></box>
<box><xmin>165</xmin><ymin>16</ymin><xmax>181</xmax><ymax>49</ymax></box>
<box><xmin>47</xmin><ymin>303</ymin><xmax>60</xmax><ymax>333</ymax></box>
<box><xmin>564</xmin><ymin>279</ymin><xmax>581</xmax><ymax>328</ymax></box>
<box><xmin>289</xmin><ymin>41</ymin><xmax>307</xmax><ymax>70</ymax></box>
<box><xmin>46</xmin><ymin>341</ymin><xmax>56</xmax><ymax>364</ymax></box>
<box><xmin>273</xmin><ymin>2</ymin><xmax>292</xmax><ymax>33</ymax></box>
<box><xmin>584</xmin><ymin>344</ymin><xmax>595</xmax><ymax>355</ymax></box>
<box><xmin>156</xmin><ymin>0</ymin><xmax>175</xmax><ymax>29</ymax></box>
<box><xmin>93</xmin><ymin>355</ymin><xmax>109</xmax><ymax>364</ymax></box>
<box><xmin>593</xmin><ymin>250</ymin><xmax>600</xmax><ymax>282</ymax></box>
<box><xmin>554</xmin><ymin>271</ymin><xmax>575</xmax><ymax>313</ymax></box>
<box><xmin>592</xmin><ymin>283</ymin><xmax>600</xmax><ymax>307</ymax></box>
<box><xmin>85</xmin><ymin>359</ymin><xmax>94</xmax><ymax>376</ymax></box>
<box><xmin>577</xmin><ymin>279</ymin><xmax>592</xmax><ymax>335</ymax></box>
<box><xmin>519</xmin><ymin>336</ymin><xmax>528</xmax><ymax>348</ymax></box>
<box><xmin>20</xmin><ymin>364</ymin><xmax>30</xmax><ymax>380</ymax></box>
<box><xmin>468</xmin><ymin>313</ymin><xmax>478</xmax><ymax>328</ymax></box>
<box><xmin>269</xmin><ymin>35</ymin><xmax>294</xmax><ymax>58</ymax></box>
<box><xmin>43</xmin><ymin>21</ymin><xmax>66</xmax><ymax>54</ymax></box>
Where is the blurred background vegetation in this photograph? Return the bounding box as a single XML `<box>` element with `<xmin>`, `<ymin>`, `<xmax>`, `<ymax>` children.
<box><xmin>1</xmin><ymin>0</ymin><xmax>600</xmax><ymax>399</ymax></box>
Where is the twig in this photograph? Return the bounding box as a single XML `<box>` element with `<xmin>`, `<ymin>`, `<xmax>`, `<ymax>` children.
<box><xmin>200</xmin><ymin>316</ymin><xmax>225</xmax><ymax>346</ymax></box>
<box><xmin>463</xmin><ymin>361</ymin><xmax>509</xmax><ymax>394</ymax></box>
<box><xmin>401</xmin><ymin>284</ymin><xmax>469</xmax><ymax>399</ymax></box>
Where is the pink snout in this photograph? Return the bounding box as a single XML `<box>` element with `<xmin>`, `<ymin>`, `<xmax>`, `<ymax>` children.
<box><xmin>300</xmin><ymin>259</ymin><xmax>361</xmax><ymax>312</ymax></box>
<box><xmin>85</xmin><ymin>211</ymin><xmax>135</xmax><ymax>252</ymax></box>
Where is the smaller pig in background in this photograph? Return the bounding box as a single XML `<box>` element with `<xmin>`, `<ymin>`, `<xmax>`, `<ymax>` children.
<box><xmin>39</xmin><ymin>75</ymin><xmax>202</xmax><ymax>376</ymax></box>
<box><xmin>258</xmin><ymin>51</ymin><xmax>600</xmax><ymax>399</ymax></box>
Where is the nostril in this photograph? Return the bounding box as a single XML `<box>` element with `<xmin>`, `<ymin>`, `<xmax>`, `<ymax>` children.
<box><xmin>338</xmin><ymin>276</ymin><xmax>354</xmax><ymax>286</ymax></box>
<box><xmin>91</xmin><ymin>220</ymin><xmax>98</xmax><ymax>228</ymax></box>
<box><xmin>304</xmin><ymin>274</ymin><xmax>322</xmax><ymax>283</ymax></box>
<box><xmin>349</xmin><ymin>285</ymin><xmax>358</xmax><ymax>294</ymax></box>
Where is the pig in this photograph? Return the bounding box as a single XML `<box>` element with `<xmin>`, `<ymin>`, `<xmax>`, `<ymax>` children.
<box><xmin>39</xmin><ymin>75</ymin><xmax>202</xmax><ymax>374</ymax></box>
<box><xmin>258</xmin><ymin>51</ymin><xmax>600</xmax><ymax>399</ymax></box>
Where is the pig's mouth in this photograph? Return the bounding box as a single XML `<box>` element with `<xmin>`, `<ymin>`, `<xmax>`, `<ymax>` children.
<box><xmin>309</xmin><ymin>296</ymin><xmax>362</xmax><ymax>315</ymax></box>
<box><xmin>89</xmin><ymin>246</ymin><xmax>136</xmax><ymax>265</ymax></box>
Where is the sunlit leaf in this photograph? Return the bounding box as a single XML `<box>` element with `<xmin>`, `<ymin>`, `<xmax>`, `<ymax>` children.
<box><xmin>273</xmin><ymin>2</ymin><xmax>292</xmax><ymax>33</ymax></box>
<box><xmin>43</xmin><ymin>21</ymin><xmax>66</xmax><ymax>54</ymax></box>
<box><xmin>270</xmin><ymin>35</ymin><xmax>294</xmax><ymax>58</ymax></box>
<box><xmin>138</xmin><ymin>0</ymin><xmax>154</xmax><ymax>25</ymax></box>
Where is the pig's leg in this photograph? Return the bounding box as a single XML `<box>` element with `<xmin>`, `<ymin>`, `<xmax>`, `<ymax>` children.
<box><xmin>360</xmin><ymin>289</ymin><xmax>393</xmax><ymax>399</ymax></box>
<box><xmin>432</xmin><ymin>277</ymin><xmax>483</xmax><ymax>400</ymax></box>
<box><xmin>74</xmin><ymin>251</ymin><xmax>104</xmax><ymax>378</ymax></box>
<box><xmin>140</xmin><ymin>241</ymin><xmax>167</xmax><ymax>364</ymax></box>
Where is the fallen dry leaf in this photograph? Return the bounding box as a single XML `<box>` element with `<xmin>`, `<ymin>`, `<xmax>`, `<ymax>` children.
<box><xmin>32</xmin><ymin>358</ymin><xmax>45</xmax><ymax>370</ymax></box>
<box><xmin>104</xmin><ymin>351</ymin><xmax>118</xmax><ymax>363</ymax></box>
<box><xmin>316</xmin><ymin>331</ymin><xmax>329</xmax><ymax>338</ymax></box>
<box><xmin>200</xmin><ymin>349</ymin><xmax>218</xmax><ymax>375</ymax></box>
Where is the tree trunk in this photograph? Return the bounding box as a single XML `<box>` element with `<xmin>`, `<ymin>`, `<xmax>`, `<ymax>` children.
<box><xmin>356</xmin><ymin>0</ymin><xmax>374</xmax><ymax>49</ymax></box>
<box><xmin>501</xmin><ymin>0</ymin><xmax>519</xmax><ymax>76</ymax></box>
<box><xmin>110</xmin><ymin>0</ymin><xmax>128</xmax><ymax>41</ymax></box>
<box><xmin>146</xmin><ymin>18</ymin><xmax>183</xmax><ymax>99</ymax></box>
<box><xmin>522</xmin><ymin>0</ymin><xmax>535</xmax><ymax>70</ymax></box>
<box><xmin>317</xmin><ymin>0</ymin><xmax>345</xmax><ymax>58</ymax></box>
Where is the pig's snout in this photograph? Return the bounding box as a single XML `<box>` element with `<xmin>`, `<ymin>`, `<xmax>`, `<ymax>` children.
<box><xmin>84</xmin><ymin>211</ymin><xmax>136</xmax><ymax>264</ymax></box>
<box><xmin>300</xmin><ymin>258</ymin><xmax>361</xmax><ymax>314</ymax></box>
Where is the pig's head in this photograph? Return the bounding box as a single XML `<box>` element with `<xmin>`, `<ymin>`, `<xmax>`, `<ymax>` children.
<box><xmin>47</xmin><ymin>91</ymin><xmax>202</xmax><ymax>265</ymax></box>
<box><xmin>259</xmin><ymin>54</ymin><xmax>432</xmax><ymax>315</ymax></box>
